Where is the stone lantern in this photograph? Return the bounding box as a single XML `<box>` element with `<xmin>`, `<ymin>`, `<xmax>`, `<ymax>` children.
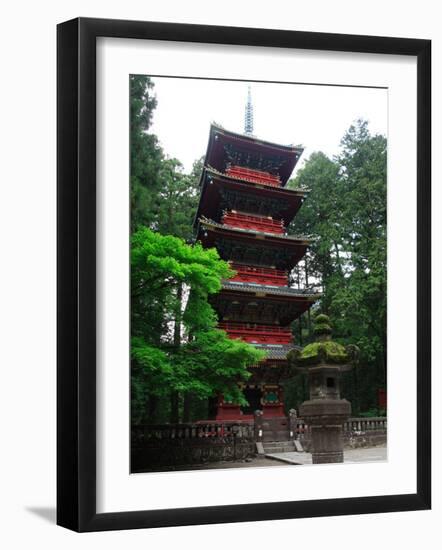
<box><xmin>287</xmin><ymin>314</ymin><xmax>359</xmax><ymax>464</ymax></box>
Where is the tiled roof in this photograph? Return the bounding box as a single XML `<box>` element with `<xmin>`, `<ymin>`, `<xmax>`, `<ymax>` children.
<box><xmin>252</xmin><ymin>343</ymin><xmax>301</xmax><ymax>360</ymax></box>
<box><xmin>204</xmin><ymin>166</ymin><xmax>310</xmax><ymax>194</ymax></box>
<box><xmin>211</xmin><ymin>122</ymin><xmax>303</xmax><ymax>153</ymax></box>
<box><xmin>199</xmin><ymin>217</ymin><xmax>312</xmax><ymax>242</ymax></box>
<box><xmin>221</xmin><ymin>280</ymin><xmax>320</xmax><ymax>298</ymax></box>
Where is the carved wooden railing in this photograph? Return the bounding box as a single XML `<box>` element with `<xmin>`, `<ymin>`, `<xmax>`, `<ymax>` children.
<box><xmin>229</xmin><ymin>263</ymin><xmax>288</xmax><ymax>286</ymax></box>
<box><xmin>225</xmin><ymin>165</ymin><xmax>281</xmax><ymax>187</ymax></box>
<box><xmin>218</xmin><ymin>322</ymin><xmax>293</xmax><ymax>344</ymax></box>
<box><xmin>222</xmin><ymin>211</ymin><xmax>285</xmax><ymax>234</ymax></box>
<box><xmin>230</xmin><ymin>264</ymin><xmax>288</xmax><ymax>277</ymax></box>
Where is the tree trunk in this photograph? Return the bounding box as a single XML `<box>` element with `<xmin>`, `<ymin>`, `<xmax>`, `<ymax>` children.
<box><xmin>305</xmin><ymin>258</ymin><xmax>312</xmax><ymax>339</ymax></box>
<box><xmin>298</xmin><ymin>315</ymin><xmax>303</xmax><ymax>346</ymax></box>
<box><xmin>183</xmin><ymin>393</ymin><xmax>193</xmax><ymax>423</ymax></box>
<box><xmin>170</xmin><ymin>283</ymin><xmax>183</xmax><ymax>423</ymax></box>
<box><xmin>333</xmin><ymin>241</ymin><xmax>344</xmax><ymax>277</ymax></box>
<box><xmin>170</xmin><ymin>392</ymin><xmax>179</xmax><ymax>424</ymax></box>
<box><xmin>173</xmin><ymin>283</ymin><xmax>183</xmax><ymax>347</ymax></box>
<box><xmin>148</xmin><ymin>394</ymin><xmax>158</xmax><ymax>424</ymax></box>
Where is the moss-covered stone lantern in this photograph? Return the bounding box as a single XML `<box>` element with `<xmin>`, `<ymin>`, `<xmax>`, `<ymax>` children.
<box><xmin>287</xmin><ymin>314</ymin><xmax>359</xmax><ymax>464</ymax></box>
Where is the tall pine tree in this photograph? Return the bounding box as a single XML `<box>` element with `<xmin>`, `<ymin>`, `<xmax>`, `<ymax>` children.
<box><xmin>286</xmin><ymin>120</ymin><xmax>387</xmax><ymax>415</ymax></box>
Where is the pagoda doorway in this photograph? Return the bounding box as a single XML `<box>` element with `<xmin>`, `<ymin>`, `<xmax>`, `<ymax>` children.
<box><xmin>241</xmin><ymin>386</ymin><xmax>262</xmax><ymax>415</ymax></box>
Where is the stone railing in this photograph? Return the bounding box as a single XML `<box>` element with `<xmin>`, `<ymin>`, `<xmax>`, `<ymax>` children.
<box><xmin>131</xmin><ymin>416</ymin><xmax>387</xmax><ymax>471</ymax></box>
<box><xmin>295</xmin><ymin>417</ymin><xmax>387</xmax><ymax>450</ymax></box>
<box><xmin>131</xmin><ymin>421</ymin><xmax>255</xmax><ymax>471</ymax></box>
<box><xmin>132</xmin><ymin>421</ymin><xmax>254</xmax><ymax>442</ymax></box>
<box><xmin>345</xmin><ymin>417</ymin><xmax>387</xmax><ymax>432</ymax></box>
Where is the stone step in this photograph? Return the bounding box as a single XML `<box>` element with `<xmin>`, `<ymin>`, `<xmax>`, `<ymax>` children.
<box><xmin>263</xmin><ymin>446</ymin><xmax>295</xmax><ymax>454</ymax></box>
<box><xmin>263</xmin><ymin>440</ymin><xmax>294</xmax><ymax>447</ymax></box>
<box><xmin>260</xmin><ymin>417</ymin><xmax>291</xmax><ymax>442</ymax></box>
<box><xmin>262</xmin><ymin>431</ymin><xmax>290</xmax><ymax>442</ymax></box>
<box><xmin>263</xmin><ymin>436</ymin><xmax>290</xmax><ymax>443</ymax></box>
<box><xmin>262</xmin><ymin>441</ymin><xmax>297</xmax><ymax>453</ymax></box>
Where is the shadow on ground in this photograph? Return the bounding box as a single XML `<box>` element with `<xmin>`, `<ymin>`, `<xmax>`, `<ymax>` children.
<box><xmin>26</xmin><ymin>507</ymin><xmax>56</xmax><ymax>524</ymax></box>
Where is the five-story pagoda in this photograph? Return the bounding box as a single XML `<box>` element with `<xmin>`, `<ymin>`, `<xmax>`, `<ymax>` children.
<box><xmin>195</xmin><ymin>90</ymin><xmax>320</xmax><ymax>425</ymax></box>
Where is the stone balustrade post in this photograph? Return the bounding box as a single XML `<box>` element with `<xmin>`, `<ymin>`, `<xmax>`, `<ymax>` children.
<box><xmin>254</xmin><ymin>409</ymin><xmax>264</xmax><ymax>442</ymax></box>
<box><xmin>289</xmin><ymin>409</ymin><xmax>298</xmax><ymax>440</ymax></box>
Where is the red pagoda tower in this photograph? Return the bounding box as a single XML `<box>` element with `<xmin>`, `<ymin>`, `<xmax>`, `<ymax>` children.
<box><xmin>195</xmin><ymin>105</ymin><xmax>319</xmax><ymax>426</ymax></box>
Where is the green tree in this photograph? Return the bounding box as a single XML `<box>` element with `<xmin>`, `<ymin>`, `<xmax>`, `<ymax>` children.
<box><xmin>333</xmin><ymin>119</ymin><xmax>387</xmax><ymax>412</ymax></box>
<box><xmin>288</xmin><ymin>151</ymin><xmax>343</xmax><ymax>339</ymax></box>
<box><xmin>131</xmin><ymin>227</ymin><xmax>265</xmax><ymax>423</ymax></box>
<box><xmin>130</xmin><ymin>75</ymin><xmax>164</xmax><ymax>231</ymax></box>
<box><xmin>130</xmin><ymin>76</ymin><xmax>204</xmax><ymax>237</ymax></box>
<box><xmin>287</xmin><ymin>120</ymin><xmax>387</xmax><ymax>414</ymax></box>
<box><xmin>153</xmin><ymin>157</ymin><xmax>201</xmax><ymax>241</ymax></box>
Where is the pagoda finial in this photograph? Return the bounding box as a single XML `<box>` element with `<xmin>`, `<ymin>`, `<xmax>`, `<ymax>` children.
<box><xmin>244</xmin><ymin>84</ymin><xmax>254</xmax><ymax>136</ymax></box>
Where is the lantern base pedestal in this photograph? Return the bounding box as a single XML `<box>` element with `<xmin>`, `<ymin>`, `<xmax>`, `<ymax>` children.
<box><xmin>312</xmin><ymin>451</ymin><xmax>344</xmax><ymax>464</ymax></box>
<box><xmin>300</xmin><ymin>399</ymin><xmax>351</xmax><ymax>464</ymax></box>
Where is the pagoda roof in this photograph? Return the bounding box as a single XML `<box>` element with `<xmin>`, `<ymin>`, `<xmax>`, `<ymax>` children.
<box><xmin>203</xmin><ymin>166</ymin><xmax>309</xmax><ymax>193</ymax></box>
<box><xmin>221</xmin><ymin>280</ymin><xmax>318</xmax><ymax>298</ymax></box>
<box><xmin>211</xmin><ymin>288</ymin><xmax>317</xmax><ymax>325</ymax></box>
<box><xmin>252</xmin><ymin>343</ymin><xmax>301</xmax><ymax>361</ymax></box>
<box><xmin>198</xmin><ymin>217</ymin><xmax>311</xmax><ymax>243</ymax></box>
<box><xmin>194</xmin><ymin>167</ymin><xmax>308</xmax><ymax>227</ymax></box>
<box><xmin>197</xmin><ymin>217</ymin><xmax>311</xmax><ymax>270</ymax></box>
<box><xmin>203</xmin><ymin>123</ymin><xmax>303</xmax><ymax>186</ymax></box>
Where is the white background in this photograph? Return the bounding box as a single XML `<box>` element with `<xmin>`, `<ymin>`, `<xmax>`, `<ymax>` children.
<box><xmin>97</xmin><ymin>39</ymin><xmax>416</xmax><ymax>512</ymax></box>
<box><xmin>148</xmin><ymin>77</ymin><xmax>388</xmax><ymax>173</ymax></box>
<box><xmin>0</xmin><ymin>0</ymin><xmax>440</xmax><ymax>548</ymax></box>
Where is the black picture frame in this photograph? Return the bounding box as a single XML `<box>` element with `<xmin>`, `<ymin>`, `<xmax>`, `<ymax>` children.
<box><xmin>57</xmin><ymin>17</ymin><xmax>431</xmax><ymax>532</ymax></box>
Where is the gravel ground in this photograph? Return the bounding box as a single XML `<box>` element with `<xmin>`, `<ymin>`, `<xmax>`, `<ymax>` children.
<box><xmin>132</xmin><ymin>456</ymin><xmax>289</xmax><ymax>473</ymax></box>
<box><xmin>133</xmin><ymin>445</ymin><xmax>387</xmax><ymax>473</ymax></box>
<box><xmin>267</xmin><ymin>445</ymin><xmax>387</xmax><ymax>465</ymax></box>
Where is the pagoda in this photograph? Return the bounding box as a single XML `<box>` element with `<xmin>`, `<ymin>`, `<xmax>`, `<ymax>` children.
<box><xmin>195</xmin><ymin>89</ymin><xmax>320</xmax><ymax>426</ymax></box>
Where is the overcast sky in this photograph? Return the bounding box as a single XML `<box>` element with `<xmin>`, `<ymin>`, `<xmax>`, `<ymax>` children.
<box><xmin>148</xmin><ymin>76</ymin><xmax>387</xmax><ymax>175</ymax></box>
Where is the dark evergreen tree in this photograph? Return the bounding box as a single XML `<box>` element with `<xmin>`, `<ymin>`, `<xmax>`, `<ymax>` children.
<box><xmin>286</xmin><ymin>120</ymin><xmax>387</xmax><ymax>415</ymax></box>
<box><xmin>130</xmin><ymin>75</ymin><xmax>164</xmax><ymax>231</ymax></box>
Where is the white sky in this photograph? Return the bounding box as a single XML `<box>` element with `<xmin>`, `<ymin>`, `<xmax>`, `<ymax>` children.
<box><xmin>148</xmin><ymin>77</ymin><xmax>387</xmax><ymax>175</ymax></box>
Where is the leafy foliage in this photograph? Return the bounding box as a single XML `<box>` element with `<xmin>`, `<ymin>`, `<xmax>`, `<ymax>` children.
<box><xmin>130</xmin><ymin>75</ymin><xmax>386</xmax><ymax>420</ymax></box>
<box><xmin>130</xmin><ymin>75</ymin><xmax>164</xmax><ymax>232</ymax></box>
<box><xmin>299</xmin><ymin>341</ymin><xmax>348</xmax><ymax>363</ymax></box>
<box><xmin>288</xmin><ymin>119</ymin><xmax>387</xmax><ymax>414</ymax></box>
<box><xmin>131</xmin><ymin>228</ymin><xmax>265</xmax><ymax>423</ymax></box>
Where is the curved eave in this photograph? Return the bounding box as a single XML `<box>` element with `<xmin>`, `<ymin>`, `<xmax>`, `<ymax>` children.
<box><xmin>193</xmin><ymin>167</ymin><xmax>309</xmax><ymax>228</ymax></box>
<box><xmin>204</xmin><ymin>166</ymin><xmax>310</xmax><ymax>194</ymax></box>
<box><xmin>220</xmin><ymin>280</ymin><xmax>320</xmax><ymax>299</ymax></box>
<box><xmin>211</xmin><ymin>288</ymin><xmax>319</xmax><ymax>325</ymax></box>
<box><xmin>210</xmin><ymin>122</ymin><xmax>302</xmax><ymax>154</ymax></box>
<box><xmin>252</xmin><ymin>343</ymin><xmax>302</xmax><ymax>361</ymax></box>
<box><xmin>197</xmin><ymin>217</ymin><xmax>311</xmax><ymax>245</ymax></box>
<box><xmin>204</xmin><ymin>123</ymin><xmax>304</xmax><ymax>186</ymax></box>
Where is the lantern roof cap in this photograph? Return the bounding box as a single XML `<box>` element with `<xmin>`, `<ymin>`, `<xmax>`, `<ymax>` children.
<box><xmin>287</xmin><ymin>314</ymin><xmax>359</xmax><ymax>368</ymax></box>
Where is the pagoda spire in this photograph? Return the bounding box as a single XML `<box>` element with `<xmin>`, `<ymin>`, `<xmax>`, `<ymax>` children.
<box><xmin>244</xmin><ymin>84</ymin><xmax>254</xmax><ymax>136</ymax></box>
